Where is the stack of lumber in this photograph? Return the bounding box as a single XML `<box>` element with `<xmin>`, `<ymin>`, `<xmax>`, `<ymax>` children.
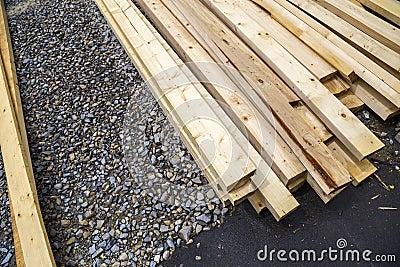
<box><xmin>94</xmin><ymin>0</ymin><xmax>398</xmax><ymax>220</ymax></box>
<box><xmin>0</xmin><ymin>1</ymin><xmax>55</xmax><ymax>265</ymax></box>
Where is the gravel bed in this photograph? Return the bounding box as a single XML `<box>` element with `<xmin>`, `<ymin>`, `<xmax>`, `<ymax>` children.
<box><xmin>0</xmin><ymin>0</ymin><xmax>228</xmax><ymax>266</ymax></box>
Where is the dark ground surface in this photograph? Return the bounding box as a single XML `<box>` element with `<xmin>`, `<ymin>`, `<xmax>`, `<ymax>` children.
<box><xmin>166</xmin><ymin>109</ymin><xmax>400</xmax><ymax>267</ymax></box>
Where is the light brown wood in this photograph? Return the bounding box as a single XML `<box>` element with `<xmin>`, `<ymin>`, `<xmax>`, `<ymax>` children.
<box><xmin>139</xmin><ymin>0</ymin><xmax>306</xmax><ymax>188</ymax></box>
<box><xmin>289</xmin><ymin>0</ymin><xmax>400</xmax><ymax>72</ymax></box>
<box><xmin>238</xmin><ymin>0</ymin><xmax>337</xmax><ymax>82</ymax></box>
<box><xmin>0</xmin><ymin>56</ymin><xmax>55</xmax><ymax>266</ymax></box>
<box><xmin>256</xmin><ymin>0</ymin><xmax>400</xmax><ymax>108</ymax></box>
<box><xmin>337</xmin><ymin>90</ymin><xmax>365</xmax><ymax>112</ymax></box>
<box><xmin>1</xmin><ymin>1</ymin><xmax>55</xmax><ymax>265</ymax></box>
<box><xmin>171</xmin><ymin>0</ymin><xmax>353</xmax><ymax>195</ymax></box>
<box><xmin>351</xmin><ymin>80</ymin><xmax>399</xmax><ymax>120</ymax></box>
<box><xmin>316</xmin><ymin>0</ymin><xmax>400</xmax><ymax>53</ymax></box>
<box><xmin>356</xmin><ymin>0</ymin><xmax>400</xmax><ymax>26</ymax></box>
<box><xmin>204</xmin><ymin>0</ymin><xmax>383</xmax><ymax>160</ymax></box>
<box><xmin>97</xmin><ymin>0</ymin><xmax>300</xmax><ymax>219</ymax></box>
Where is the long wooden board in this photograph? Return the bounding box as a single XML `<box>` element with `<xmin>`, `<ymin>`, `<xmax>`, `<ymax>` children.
<box><xmin>356</xmin><ymin>0</ymin><xmax>400</xmax><ymax>26</ymax></box>
<box><xmin>0</xmin><ymin>1</ymin><xmax>55</xmax><ymax>265</ymax></box>
<box><xmin>288</xmin><ymin>0</ymin><xmax>400</xmax><ymax>72</ymax></box>
<box><xmin>0</xmin><ymin>56</ymin><xmax>55</xmax><ymax>266</ymax></box>
<box><xmin>316</xmin><ymin>0</ymin><xmax>400</xmax><ymax>53</ymax></box>
<box><xmin>253</xmin><ymin>0</ymin><xmax>400</xmax><ymax>109</ymax></box>
<box><xmin>203</xmin><ymin>0</ymin><xmax>383</xmax><ymax>160</ymax></box>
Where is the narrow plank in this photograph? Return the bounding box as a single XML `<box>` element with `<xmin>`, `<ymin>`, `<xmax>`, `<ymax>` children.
<box><xmin>351</xmin><ymin>80</ymin><xmax>399</xmax><ymax>120</ymax></box>
<box><xmin>289</xmin><ymin>0</ymin><xmax>400</xmax><ymax>72</ymax></box>
<box><xmin>316</xmin><ymin>0</ymin><xmax>400</xmax><ymax>53</ymax></box>
<box><xmin>326</xmin><ymin>138</ymin><xmax>377</xmax><ymax>186</ymax></box>
<box><xmin>204</xmin><ymin>0</ymin><xmax>384</xmax><ymax>160</ymax></box>
<box><xmin>172</xmin><ymin>0</ymin><xmax>352</xmax><ymax>194</ymax></box>
<box><xmin>286</xmin><ymin>0</ymin><xmax>400</xmax><ymax>95</ymax></box>
<box><xmin>0</xmin><ymin>57</ymin><xmax>55</xmax><ymax>267</ymax></box>
<box><xmin>356</xmin><ymin>0</ymin><xmax>400</xmax><ymax>26</ymax></box>
<box><xmin>139</xmin><ymin>0</ymin><xmax>306</xmax><ymax>187</ymax></box>
<box><xmin>255</xmin><ymin>0</ymin><xmax>400</xmax><ymax>108</ymax></box>
<box><xmin>238</xmin><ymin>0</ymin><xmax>337</xmax><ymax>81</ymax></box>
<box><xmin>249</xmin><ymin>0</ymin><xmax>357</xmax><ymax>82</ymax></box>
<box><xmin>306</xmin><ymin>173</ymin><xmax>346</xmax><ymax>203</ymax></box>
<box><xmin>1</xmin><ymin>1</ymin><xmax>55</xmax><ymax>265</ymax></box>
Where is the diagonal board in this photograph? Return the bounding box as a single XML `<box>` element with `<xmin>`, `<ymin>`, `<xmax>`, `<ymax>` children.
<box><xmin>202</xmin><ymin>0</ymin><xmax>384</xmax><ymax>160</ymax></box>
<box><xmin>0</xmin><ymin>57</ymin><xmax>55</xmax><ymax>266</ymax></box>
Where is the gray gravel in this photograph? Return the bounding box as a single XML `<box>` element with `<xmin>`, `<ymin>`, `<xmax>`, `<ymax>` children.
<box><xmin>0</xmin><ymin>0</ymin><xmax>228</xmax><ymax>266</ymax></box>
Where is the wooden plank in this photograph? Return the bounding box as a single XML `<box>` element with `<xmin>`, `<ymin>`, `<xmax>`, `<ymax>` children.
<box><xmin>203</xmin><ymin>0</ymin><xmax>383</xmax><ymax>160</ymax></box>
<box><xmin>350</xmin><ymin>79</ymin><xmax>399</xmax><ymax>120</ymax></box>
<box><xmin>1</xmin><ymin>1</ymin><xmax>55</xmax><ymax>265</ymax></box>
<box><xmin>254</xmin><ymin>0</ymin><xmax>400</xmax><ymax>108</ymax></box>
<box><xmin>326</xmin><ymin>138</ymin><xmax>377</xmax><ymax>186</ymax></box>
<box><xmin>0</xmin><ymin>56</ymin><xmax>55</xmax><ymax>266</ymax></box>
<box><xmin>138</xmin><ymin>0</ymin><xmax>306</xmax><ymax>187</ymax></box>
<box><xmin>285</xmin><ymin>0</ymin><xmax>400</xmax><ymax>95</ymax></box>
<box><xmin>109</xmin><ymin>0</ymin><xmax>258</xmax><ymax>192</ymax></box>
<box><xmin>237</xmin><ymin>0</ymin><xmax>337</xmax><ymax>82</ymax></box>
<box><xmin>356</xmin><ymin>0</ymin><xmax>400</xmax><ymax>26</ymax></box>
<box><xmin>293</xmin><ymin>102</ymin><xmax>333</xmax><ymax>142</ymax></box>
<box><xmin>306</xmin><ymin>173</ymin><xmax>346</xmax><ymax>203</ymax></box>
<box><xmin>249</xmin><ymin>0</ymin><xmax>357</xmax><ymax>82</ymax></box>
<box><xmin>171</xmin><ymin>0</ymin><xmax>352</xmax><ymax>195</ymax></box>
<box><xmin>337</xmin><ymin>90</ymin><xmax>365</xmax><ymax>112</ymax></box>
<box><xmin>316</xmin><ymin>0</ymin><xmax>400</xmax><ymax>53</ymax></box>
<box><xmin>289</xmin><ymin>0</ymin><xmax>400</xmax><ymax>72</ymax></box>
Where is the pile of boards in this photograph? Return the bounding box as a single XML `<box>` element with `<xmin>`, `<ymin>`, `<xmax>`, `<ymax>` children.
<box><xmin>94</xmin><ymin>0</ymin><xmax>399</xmax><ymax>221</ymax></box>
<box><xmin>0</xmin><ymin>1</ymin><xmax>55</xmax><ymax>265</ymax></box>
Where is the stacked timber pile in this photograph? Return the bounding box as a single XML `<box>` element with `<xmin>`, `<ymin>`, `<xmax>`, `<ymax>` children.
<box><xmin>94</xmin><ymin>0</ymin><xmax>399</xmax><ymax>221</ymax></box>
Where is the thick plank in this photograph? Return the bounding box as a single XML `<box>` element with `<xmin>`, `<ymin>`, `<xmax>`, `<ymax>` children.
<box><xmin>326</xmin><ymin>138</ymin><xmax>377</xmax><ymax>186</ymax></box>
<box><xmin>139</xmin><ymin>0</ymin><xmax>306</xmax><ymax>187</ymax></box>
<box><xmin>250</xmin><ymin>0</ymin><xmax>357</xmax><ymax>82</ymax></box>
<box><xmin>356</xmin><ymin>0</ymin><xmax>400</xmax><ymax>26</ymax></box>
<box><xmin>255</xmin><ymin>0</ymin><xmax>400</xmax><ymax>108</ymax></box>
<box><xmin>350</xmin><ymin>79</ymin><xmax>399</xmax><ymax>120</ymax></box>
<box><xmin>316</xmin><ymin>0</ymin><xmax>400</xmax><ymax>53</ymax></box>
<box><xmin>204</xmin><ymin>0</ymin><xmax>383</xmax><ymax>160</ymax></box>
<box><xmin>0</xmin><ymin>57</ymin><xmax>55</xmax><ymax>266</ymax></box>
<box><xmin>289</xmin><ymin>0</ymin><xmax>400</xmax><ymax>72</ymax></box>
<box><xmin>171</xmin><ymin>0</ymin><xmax>352</xmax><ymax>194</ymax></box>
